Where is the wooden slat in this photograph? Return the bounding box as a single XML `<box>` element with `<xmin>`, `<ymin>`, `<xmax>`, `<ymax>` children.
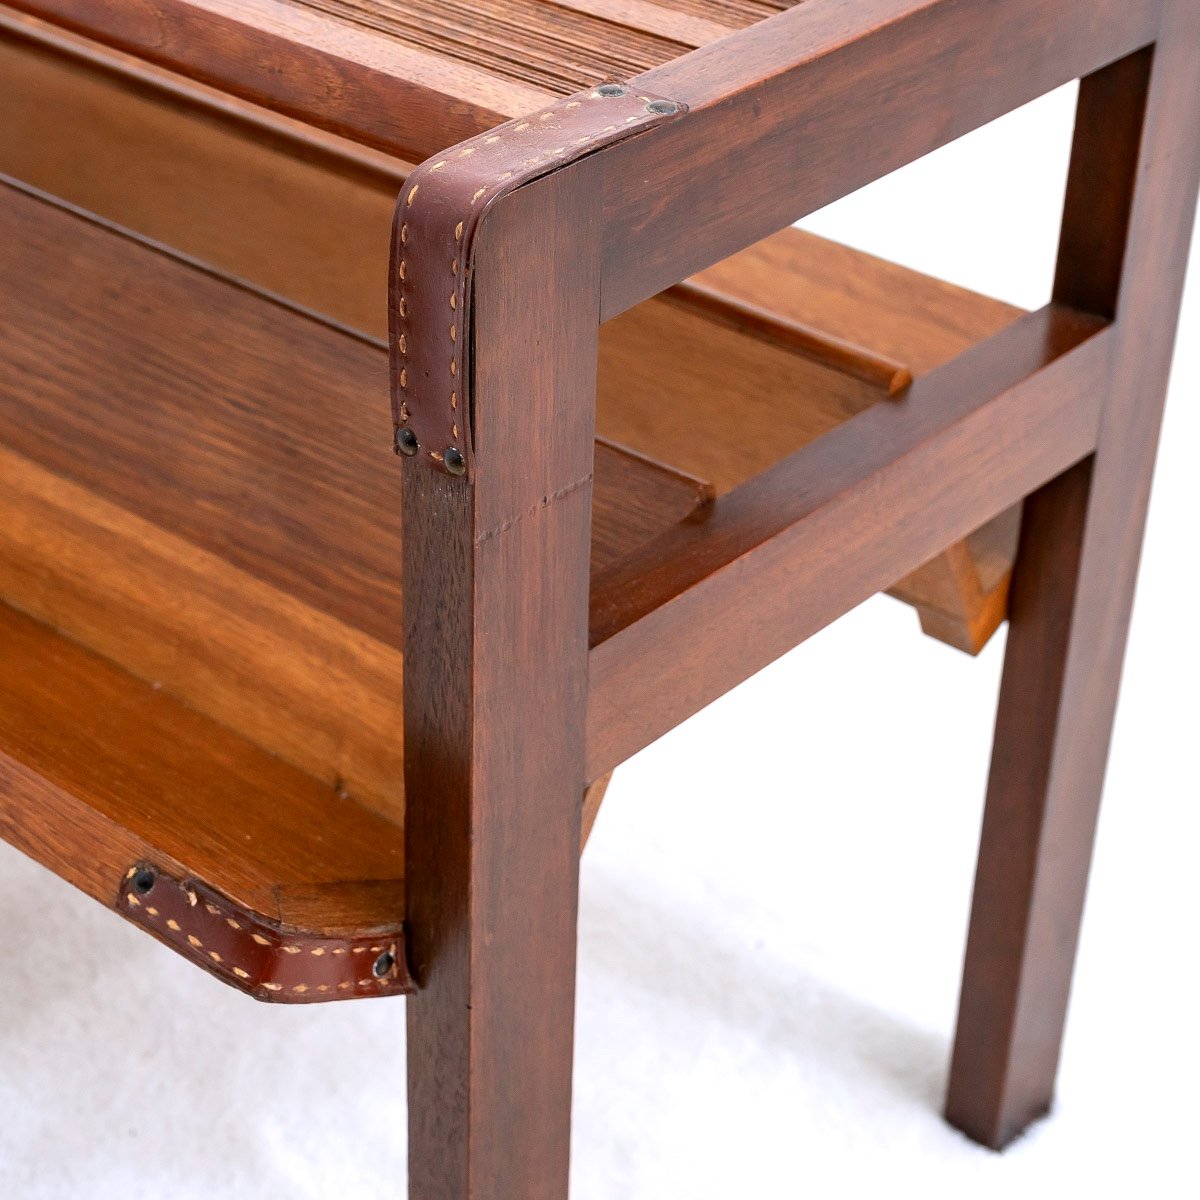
<box><xmin>286</xmin><ymin>0</ymin><xmax>695</xmax><ymax>95</ymax></box>
<box><xmin>694</xmin><ymin>229</ymin><xmax>1024</xmax><ymax>376</ymax></box>
<box><xmin>3</xmin><ymin>0</ymin><xmax>537</xmax><ymax>160</ymax></box>
<box><xmin>695</xmin><ymin>228</ymin><xmax>1028</xmax><ymax>649</ymax></box>
<box><xmin>0</xmin><ymin>0</ymin><xmax>1158</xmax><ymax>195</ymax></box>
<box><xmin>0</xmin><ymin>599</ymin><xmax>405</xmax><ymax>933</ymax></box>
<box><xmin>597</xmin><ymin>289</ymin><xmax>882</xmax><ymax>495</ymax></box>
<box><xmin>0</xmin><ymin>20</ymin><xmax>1037</xmax><ymax>652</ymax></box>
<box><xmin>660</xmin><ymin>280</ymin><xmax>913</xmax><ymax>397</ymax></box>
<box><xmin>586</xmin><ymin>307</ymin><xmax>1110</xmax><ymax>778</ymax></box>
<box><xmin>2</xmin><ymin>0</ymin><xmax>782</xmax><ymax>161</ymax></box>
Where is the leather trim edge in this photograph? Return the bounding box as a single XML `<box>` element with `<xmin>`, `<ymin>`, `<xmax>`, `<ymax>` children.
<box><xmin>119</xmin><ymin>864</ymin><xmax>413</xmax><ymax>1003</ymax></box>
<box><xmin>389</xmin><ymin>82</ymin><xmax>686</xmax><ymax>478</ymax></box>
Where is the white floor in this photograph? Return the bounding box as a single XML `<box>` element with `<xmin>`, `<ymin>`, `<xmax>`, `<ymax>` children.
<box><xmin>2</xmin><ymin>88</ymin><xmax>1197</xmax><ymax>1199</ymax></box>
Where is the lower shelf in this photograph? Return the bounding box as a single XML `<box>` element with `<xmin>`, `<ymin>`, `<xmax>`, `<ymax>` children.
<box><xmin>0</xmin><ymin>600</ymin><xmax>411</xmax><ymax>1002</ymax></box>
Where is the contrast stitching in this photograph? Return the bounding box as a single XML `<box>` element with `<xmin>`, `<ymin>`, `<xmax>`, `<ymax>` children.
<box><xmin>122</xmin><ymin>869</ymin><xmax>403</xmax><ymax>1001</ymax></box>
<box><xmin>392</xmin><ymin>85</ymin><xmax>682</xmax><ymax>477</ymax></box>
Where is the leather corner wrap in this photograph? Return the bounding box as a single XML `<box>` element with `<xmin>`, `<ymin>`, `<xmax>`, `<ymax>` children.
<box><xmin>119</xmin><ymin>865</ymin><xmax>413</xmax><ymax>1003</ymax></box>
<box><xmin>388</xmin><ymin>83</ymin><xmax>685</xmax><ymax>478</ymax></box>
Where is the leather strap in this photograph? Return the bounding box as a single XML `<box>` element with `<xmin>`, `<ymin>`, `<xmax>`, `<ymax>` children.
<box><xmin>120</xmin><ymin>864</ymin><xmax>413</xmax><ymax>1003</ymax></box>
<box><xmin>389</xmin><ymin>82</ymin><xmax>685</xmax><ymax>477</ymax></box>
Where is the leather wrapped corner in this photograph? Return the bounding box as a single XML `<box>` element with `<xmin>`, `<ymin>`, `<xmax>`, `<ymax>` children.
<box><xmin>119</xmin><ymin>864</ymin><xmax>413</xmax><ymax>1003</ymax></box>
<box><xmin>388</xmin><ymin>82</ymin><xmax>686</xmax><ymax>478</ymax></box>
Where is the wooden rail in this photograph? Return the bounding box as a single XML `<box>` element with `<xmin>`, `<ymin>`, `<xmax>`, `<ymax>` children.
<box><xmin>585</xmin><ymin>306</ymin><xmax>1111</xmax><ymax>777</ymax></box>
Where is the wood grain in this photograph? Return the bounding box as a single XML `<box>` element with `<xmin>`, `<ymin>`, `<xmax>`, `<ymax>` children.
<box><xmin>402</xmin><ymin>170</ymin><xmax>602</xmax><ymax>1199</ymax></box>
<box><xmin>5</xmin><ymin>0</ymin><xmax>781</xmax><ymax>160</ymax></box>
<box><xmin>0</xmin><ymin>176</ymin><xmax>713</xmax><ymax>819</ymax></box>
<box><xmin>0</xmin><ymin>443</ymin><xmax>409</xmax><ymax>818</ymax></box>
<box><xmin>0</xmin><ymin>25</ymin><xmax>1030</xmax><ymax>653</ymax></box>
<box><xmin>587</xmin><ymin>307</ymin><xmax>1109</xmax><ymax>779</ymax></box>
<box><xmin>0</xmin><ymin>11</ymin><xmax>409</xmax><ymax>335</ymax></box>
<box><xmin>0</xmin><ymin>599</ymin><xmax>405</xmax><ymax>935</ymax></box>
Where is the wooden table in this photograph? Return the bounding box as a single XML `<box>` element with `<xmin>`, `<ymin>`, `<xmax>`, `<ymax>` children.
<box><xmin>0</xmin><ymin>0</ymin><xmax>1195</xmax><ymax>1194</ymax></box>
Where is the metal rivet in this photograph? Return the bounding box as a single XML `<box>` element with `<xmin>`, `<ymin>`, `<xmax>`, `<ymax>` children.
<box><xmin>394</xmin><ymin>427</ymin><xmax>419</xmax><ymax>457</ymax></box>
<box><xmin>596</xmin><ymin>83</ymin><xmax>626</xmax><ymax>97</ymax></box>
<box><xmin>132</xmin><ymin>868</ymin><xmax>157</xmax><ymax>896</ymax></box>
<box><xmin>443</xmin><ymin>447</ymin><xmax>466</xmax><ymax>476</ymax></box>
<box><xmin>373</xmin><ymin>951</ymin><xmax>395</xmax><ymax>978</ymax></box>
<box><xmin>646</xmin><ymin>99</ymin><xmax>679</xmax><ymax>116</ymax></box>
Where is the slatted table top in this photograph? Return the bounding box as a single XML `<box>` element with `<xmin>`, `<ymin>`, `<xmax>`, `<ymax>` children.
<box><xmin>5</xmin><ymin>0</ymin><xmax>798</xmax><ymax>160</ymax></box>
<box><xmin>287</xmin><ymin>0</ymin><xmax>793</xmax><ymax>94</ymax></box>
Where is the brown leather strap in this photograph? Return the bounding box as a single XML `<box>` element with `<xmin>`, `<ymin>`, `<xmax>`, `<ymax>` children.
<box><xmin>120</xmin><ymin>864</ymin><xmax>413</xmax><ymax>1003</ymax></box>
<box><xmin>389</xmin><ymin>82</ymin><xmax>685</xmax><ymax>478</ymax></box>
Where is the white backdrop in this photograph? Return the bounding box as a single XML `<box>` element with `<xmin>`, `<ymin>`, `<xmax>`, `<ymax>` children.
<box><xmin>1</xmin><ymin>83</ymin><xmax>1197</xmax><ymax>1197</ymax></box>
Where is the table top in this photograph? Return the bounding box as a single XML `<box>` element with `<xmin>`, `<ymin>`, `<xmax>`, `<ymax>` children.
<box><xmin>7</xmin><ymin>0</ymin><xmax>797</xmax><ymax>161</ymax></box>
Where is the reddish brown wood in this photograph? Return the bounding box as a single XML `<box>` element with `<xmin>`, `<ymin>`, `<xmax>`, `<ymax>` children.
<box><xmin>586</xmin><ymin>307</ymin><xmax>1109</xmax><ymax>779</ymax></box>
<box><xmin>401</xmin><ymin>167</ymin><xmax>602</xmax><ymax>1198</ymax></box>
<box><xmin>660</xmin><ymin>280</ymin><xmax>913</xmax><ymax>397</ymax></box>
<box><xmin>0</xmin><ymin>600</ymin><xmax>410</xmax><ymax>980</ymax></box>
<box><xmin>947</xmin><ymin>15</ymin><xmax>1200</xmax><ymax>1148</ymax></box>
<box><xmin>0</xmin><ymin>18</ymin><xmax>1031</xmax><ymax>659</ymax></box>
<box><xmin>598</xmin><ymin>0</ymin><xmax>1160</xmax><ymax>316</ymax></box>
<box><xmin>580</xmin><ymin>774</ymin><xmax>613</xmax><ymax>850</ymax></box>
<box><xmin>0</xmin><ymin>0</ymin><xmax>1192</xmax><ymax>1183</ymax></box>
<box><xmin>5</xmin><ymin>0</ymin><xmax>525</xmax><ymax>161</ymax></box>
<box><xmin>0</xmin><ymin>175</ymin><xmax>709</xmax><ymax>819</ymax></box>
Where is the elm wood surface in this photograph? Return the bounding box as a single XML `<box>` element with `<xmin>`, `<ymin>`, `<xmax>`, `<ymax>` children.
<box><xmin>386</xmin><ymin>84</ymin><xmax>683</xmax><ymax>478</ymax></box>
<box><xmin>907</xmin><ymin>511</ymin><xmax>1022</xmax><ymax>655</ymax></box>
<box><xmin>947</xmin><ymin>20</ymin><xmax>1200</xmax><ymax>1148</ymax></box>
<box><xmin>0</xmin><ymin>172</ymin><xmax>716</xmax><ymax>606</ymax></box>
<box><xmin>680</xmin><ymin>219</ymin><xmax>1028</xmax><ymax>654</ymax></box>
<box><xmin>605</xmin><ymin>0</ymin><xmax>1160</xmax><ymax>318</ymax></box>
<box><xmin>580</xmin><ymin>774</ymin><xmax>612</xmax><ymax>850</ymax></box>
<box><xmin>4</xmin><ymin>0</ymin><xmax>536</xmax><ymax>159</ymax></box>
<box><xmin>0</xmin><ymin>0</ymin><xmax>1191</xmax><ymax>1183</ymax></box>
<box><xmin>0</xmin><ymin>17</ymin><xmax>1027</xmax><ymax>651</ymax></box>
<box><xmin>401</xmin><ymin>172</ymin><xmax>600</xmax><ymax>1199</ymax></box>
<box><xmin>0</xmin><ymin>8</ymin><xmax>411</xmax><ymax>336</ymax></box>
<box><xmin>0</xmin><ymin>176</ymin><xmax>713</xmax><ymax>815</ymax></box>
<box><xmin>5</xmin><ymin>0</ymin><xmax>787</xmax><ymax>161</ymax></box>
<box><xmin>0</xmin><ymin>600</ymin><xmax>410</xmax><ymax>973</ymax></box>
<box><xmin>6</xmin><ymin>0</ymin><xmax>1159</xmax><ymax>266</ymax></box>
<box><xmin>683</xmin><ymin>231</ymin><xmax>1027</xmax><ymax>652</ymax></box>
<box><xmin>585</xmin><ymin>306</ymin><xmax>1110</xmax><ymax>780</ymax></box>
<box><xmin>0</xmin><ymin>23</ymin><xmax>1029</xmax><ymax>659</ymax></box>
<box><xmin>0</xmin><ymin>444</ymin><xmax>410</xmax><ymax>822</ymax></box>
<box><xmin>657</xmin><ymin>280</ymin><xmax>913</xmax><ymax>397</ymax></box>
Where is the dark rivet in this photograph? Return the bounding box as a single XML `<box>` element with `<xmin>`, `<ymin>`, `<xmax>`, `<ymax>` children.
<box><xmin>443</xmin><ymin>447</ymin><xmax>466</xmax><ymax>476</ymax></box>
<box><xmin>646</xmin><ymin>99</ymin><xmax>679</xmax><ymax>116</ymax></box>
<box><xmin>132</xmin><ymin>868</ymin><xmax>157</xmax><ymax>895</ymax></box>
<box><xmin>394</xmin><ymin>427</ymin><xmax>419</xmax><ymax>456</ymax></box>
<box><xmin>373</xmin><ymin>951</ymin><xmax>395</xmax><ymax>978</ymax></box>
<box><xmin>596</xmin><ymin>83</ymin><xmax>626</xmax><ymax>97</ymax></box>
